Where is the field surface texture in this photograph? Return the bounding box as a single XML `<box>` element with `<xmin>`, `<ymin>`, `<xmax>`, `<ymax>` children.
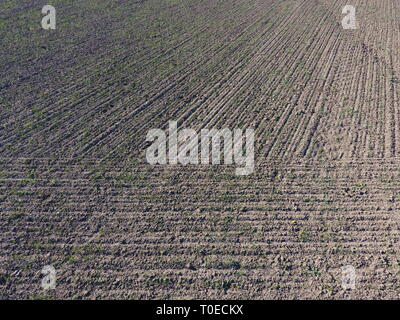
<box><xmin>2</xmin><ymin>0</ymin><xmax>400</xmax><ymax>299</ymax></box>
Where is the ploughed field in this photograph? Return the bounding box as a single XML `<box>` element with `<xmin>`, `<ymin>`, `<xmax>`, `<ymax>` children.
<box><xmin>2</xmin><ymin>0</ymin><xmax>400</xmax><ymax>299</ymax></box>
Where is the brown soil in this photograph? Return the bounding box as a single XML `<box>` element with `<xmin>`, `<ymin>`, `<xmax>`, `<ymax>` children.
<box><xmin>1</xmin><ymin>0</ymin><xmax>400</xmax><ymax>299</ymax></box>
